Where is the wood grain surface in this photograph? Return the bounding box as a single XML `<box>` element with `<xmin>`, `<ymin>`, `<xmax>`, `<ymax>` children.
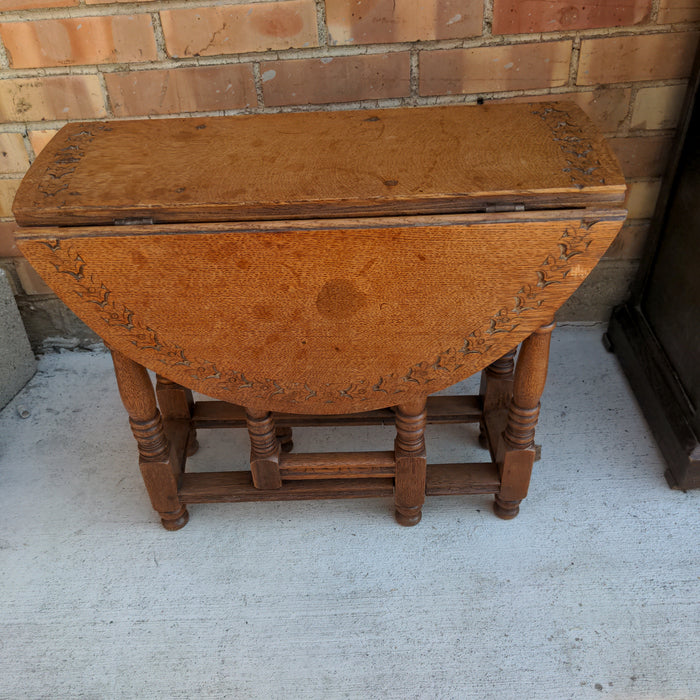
<box><xmin>17</xmin><ymin>210</ymin><xmax>624</xmax><ymax>414</ymax></box>
<box><xmin>12</xmin><ymin>102</ymin><xmax>626</xmax><ymax>226</ymax></box>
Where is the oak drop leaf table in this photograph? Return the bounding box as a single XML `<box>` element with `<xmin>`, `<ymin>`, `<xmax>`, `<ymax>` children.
<box><xmin>13</xmin><ymin>103</ymin><xmax>626</xmax><ymax>529</ymax></box>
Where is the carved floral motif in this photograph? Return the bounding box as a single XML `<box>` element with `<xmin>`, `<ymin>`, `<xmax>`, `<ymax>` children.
<box><xmin>36</xmin><ymin>126</ymin><xmax>112</xmax><ymax>202</ymax></box>
<box><xmin>38</xmin><ymin>221</ymin><xmax>596</xmax><ymax>405</ymax></box>
<box><xmin>530</xmin><ymin>104</ymin><xmax>606</xmax><ymax>189</ymax></box>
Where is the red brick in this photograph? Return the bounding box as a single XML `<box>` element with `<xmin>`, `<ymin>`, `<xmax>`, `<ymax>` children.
<box><xmin>28</xmin><ymin>130</ymin><xmax>59</xmax><ymax>156</ymax></box>
<box><xmin>0</xmin><ymin>133</ymin><xmax>29</xmax><ymax>174</ymax></box>
<box><xmin>0</xmin><ymin>179</ymin><xmax>21</xmax><ymax>218</ymax></box>
<box><xmin>657</xmin><ymin>0</ymin><xmax>700</xmax><ymax>24</ymax></box>
<box><xmin>494</xmin><ymin>88</ymin><xmax>631</xmax><ymax>132</ymax></box>
<box><xmin>86</xmin><ymin>0</ymin><xmax>155</xmax><ymax>3</ymax></box>
<box><xmin>0</xmin><ymin>75</ymin><xmax>107</xmax><ymax>122</ymax></box>
<box><xmin>0</xmin><ymin>15</ymin><xmax>157</xmax><ymax>69</ymax></box>
<box><xmin>631</xmin><ymin>84</ymin><xmax>687</xmax><ymax>130</ymax></box>
<box><xmin>419</xmin><ymin>41</ymin><xmax>571</xmax><ymax>96</ymax></box>
<box><xmin>106</xmin><ymin>65</ymin><xmax>257</xmax><ymax>117</ymax></box>
<box><xmin>161</xmin><ymin>1</ymin><xmax>318</xmax><ymax>58</ymax></box>
<box><xmin>262</xmin><ymin>53</ymin><xmax>411</xmax><ymax>106</ymax></box>
<box><xmin>609</xmin><ymin>136</ymin><xmax>674</xmax><ymax>178</ymax></box>
<box><xmin>493</xmin><ymin>0</ymin><xmax>651</xmax><ymax>34</ymax></box>
<box><xmin>625</xmin><ymin>180</ymin><xmax>661</xmax><ymax>219</ymax></box>
<box><xmin>0</xmin><ymin>0</ymin><xmax>77</xmax><ymax>9</ymax></box>
<box><xmin>0</xmin><ymin>221</ymin><xmax>20</xmax><ymax>258</ymax></box>
<box><xmin>14</xmin><ymin>258</ymin><xmax>53</xmax><ymax>295</ymax></box>
<box><xmin>604</xmin><ymin>221</ymin><xmax>651</xmax><ymax>259</ymax></box>
<box><xmin>326</xmin><ymin>0</ymin><xmax>482</xmax><ymax>45</ymax></box>
<box><xmin>578</xmin><ymin>32</ymin><xmax>699</xmax><ymax>85</ymax></box>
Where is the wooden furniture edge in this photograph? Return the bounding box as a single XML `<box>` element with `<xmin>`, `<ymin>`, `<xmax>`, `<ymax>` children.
<box><xmin>607</xmin><ymin>304</ymin><xmax>700</xmax><ymax>490</ymax></box>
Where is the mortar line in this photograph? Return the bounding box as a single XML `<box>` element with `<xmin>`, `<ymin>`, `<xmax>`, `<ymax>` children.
<box><xmin>482</xmin><ymin>0</ymin><xmax>494</xmax><ymax>37</ymax></box>
<box><xmin>0</xmin><ymin>34</ymin><xmax>10</xmax><ymax>70</ymax></box>
<box><xmin>96</xmin><ymin>69</ymin><xmax>114</xmax><ymax>118</ymax></box>
<box><xmin>649</xmin><ymin>0</ymin><xmax>661</xmax><ymax>24</ymax></box>
<box><xmin>151</xmin><ymin>12</ymin><xmax>169</xmax><ymax>62</ymax></box>
<box><xmin>251</xmin><ymin>62</ymin><xmax>265</xmax><ymax>110</ymax></box>
<box><xmin>315</xmin><ymin>0</ymin><xmax>328</xmax><ymax>48</ymax></box>
<box><xmin>567</xmin><ymin>35</ymin><xmax>581</xmax><ymax>88</ymax></box>
<box><xmin>409</xmin><ymin>50</ymin><xmax>420</xmax><ymax>104</ymax></box>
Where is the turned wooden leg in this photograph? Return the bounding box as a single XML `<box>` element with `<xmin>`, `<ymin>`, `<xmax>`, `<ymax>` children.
<box><xmin>276</xmin><ymin>426</ymin><xmax>294</xmax><ymax>453</ymax></box>
<box><xmin>479</xmin><ymin>348</ymin><xmax>517</xmax><ymax>452</ymax></box>
<box><xmin>155</xmin><ymin>374</ymin><xmax>199</xmax><ymax>456</ymax></box>
<box><xmin>246</xmin><ymin>409</ymin><xmax>282</xmax><ymax>489</ymax></box>
<box><xmin>494</xmin><ymin>321</ymin><xmax>555</xmax><ymax>520</ymax></box>
<box><xmin>111</xmin><ymin>351</ymin><xmax>188</xmax><ymax>530</ymax></box>
<box><xmin>394</xmin><ymin>398</ymin><xmax>428</xmax><ymax>526</ymax></box>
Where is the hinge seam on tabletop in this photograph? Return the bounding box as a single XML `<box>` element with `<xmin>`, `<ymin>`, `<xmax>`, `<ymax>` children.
<box><xmin>484</xmin><ymin>204</ymin><xmax>525</xmax><ymax>213</ymax></box>
<box><xmin>114</xmin><ymin>218</ymin><xmax>155</xmax><ymax>226</ymax></box>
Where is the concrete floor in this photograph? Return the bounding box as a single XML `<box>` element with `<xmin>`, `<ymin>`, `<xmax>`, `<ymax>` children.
<box><xmin>0</xmin><ymin>326</ymin><xmax>698</xmax><ymax>699</ymax></box>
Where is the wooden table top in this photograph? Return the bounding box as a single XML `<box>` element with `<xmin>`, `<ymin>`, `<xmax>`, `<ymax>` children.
<box><xmin>14</xmin><ymin>103</ymin><xmax>627</xmax><ymax>413</ymax></box>
<box><xmin>16</xmin><ymin>210</ymin><xmax>625</xmax><ymax>413</ymax></box>
<box><xmin>14</xmin><ymin>102</ymin><xmax>625</xmax><ymax>227</ymax></box>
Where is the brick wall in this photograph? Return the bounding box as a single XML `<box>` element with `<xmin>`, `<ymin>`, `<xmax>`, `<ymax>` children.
<box><xmin>1</xmin><ymin>0</ymin><xmax>698</xmax><ymax>347</ymax></box>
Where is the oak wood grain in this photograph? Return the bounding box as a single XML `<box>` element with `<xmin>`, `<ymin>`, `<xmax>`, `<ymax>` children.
<box><xmin>17</xmin><ymin>212</ymin><xmax>624</xmax><ymax>415</ymax></box>
<box><xmin>191</xmin><ymin>396</ymin><xmax>482</xmax><ymax>428</ymax></box>
<box><xmin>279</xmin><ymin>451</ymin><xmax>396</xmax><ymax>479</ymax></box>
<box><xmin>425</xmin><ymin>462</ymin><xmax>501</xmax><ymax>495</ymax></box>
<box><xmin>178</xmin><ymin>472</ymin><xmax>396</xmax><ymax>503</ymax></box>
<box><xmin>495</xmin><ymin>321</ymin><xmax>556</xmax><ymax>518</ymax></box>
<box><xmin>13</xmin><ymin>103</ymin><xmax>625</xmax><ymax>227</ymax></box>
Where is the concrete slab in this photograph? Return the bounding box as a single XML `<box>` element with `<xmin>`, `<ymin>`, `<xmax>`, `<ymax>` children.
<box><xmin>0</xmin><ymin>328</ymin><xmax>698</xmax><ymax>699</ymax></box>
<box><xmin>0</xmin><ymin>267</ymin><xmax>35</xmax><ymax>409</ymax></box>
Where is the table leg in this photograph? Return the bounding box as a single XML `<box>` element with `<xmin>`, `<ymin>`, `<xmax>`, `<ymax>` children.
<box><xmin>246</xmin><ymin>409</ymin><xmax>283</xmax><ymax>489</ymax></box>
<box><xmin>275</xmin><ymin>426</ymin><xmax>294</xmax><ymax>453</ymax></box>
<box><xmin>494</xmin><ymin>320</ymin><xmax>555</xmax><ymax>519</ymax></box>
<box><xmin>111</xmin><ymin>351</ymin><xmax>188</xmax><ymax>530</ymax></box>
<box><xmin>156</xmin><ymin>374</ymin><xmax>198</xmax><ymax>456</ymax></box>
<box><xmin>479</xmin><ymin>348</ymin><xmax>517</xmax><ymax>452</ymax></box>
<box><xmin>394</xmin><ymin>398</ymin><xmax>428</xmax><ymax>526</ymax></box>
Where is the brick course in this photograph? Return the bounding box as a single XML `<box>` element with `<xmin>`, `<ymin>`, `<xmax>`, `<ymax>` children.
<box><xmin>1</xmin><ymin>0</ymin><xmax>77</xmax><ymax>9</ymax></box>
<box><xmin>0</xmin><ymin>179</ymin><xmax>21</xmax><ymax>218</ymax></box>
<box><xmin>631</xmin><ymin>85</ymin><xmax>687</xmax><ymax>130</ymax></box>
<box><xmin>262</xmin><ymin>53</ymin><xmax>411</xmax><ymax>106</ymax></box>
<box><xmin>492</xmin><ymin>0</ymin><xmax>652</xmax><ymax>34</ymax></box>
<box><xmin>605</xmin><ymin>221</ymin><xmax>652</xmax><ymax>259</ymax></box>
<box><xmin>420</xmin><ymin>41</ymin><xmax>572</xmax><ymax>96</ymax></box>
<box><xmin>326</xmin><ymin>0</ymin><xmax>483</xmax><ymax>45</ymax></box>
<box><xmin>0</xmin><ymin>133</ymin><xmax>30</xmax><ymax>174</ymax></box>
<box><xmin>578</xmin><ymin>31</ymin><xmax>699</xmax><ymax>85</ymax></box>
<box><xmin>0</xmin><ymin>221</ymin><xmax>20</xmax><ymax>258</ymax></box>
<box><xmin>106</xmin><ymin>65</ymin><xmax>258</xmax><ymax>117</ymax></box>
<box><xmin>161</xmin><ymin>1</ymin><xmax>319</xmax><ymax>58</ymax></box>
<box><xmin>609</xmin><ymin>135</ymin><xmax>674</xmax><ymax>178</ymax></box>
<box><xmin>626</xmin><ymin>180</ymin><xmax>663</xmax><ymax>219</ymax></box>
<box><xmin>0</xmin><ymin>75</ymin><xmax>107</xmax><ymax>122</ymax></box>
<box><xmin>657</xmin><ymin>0</ymin><xmax>700</xmax><ymax>24</ymax></box>
<box><xmin>0</xmin><ymin>15</ymin><xmax>158</xmax><ymax>69</ymax></box>
<box><xmin>27</xmin><ymin>130</ymin><xmax>59</xmax><ymax>157</ymax></box>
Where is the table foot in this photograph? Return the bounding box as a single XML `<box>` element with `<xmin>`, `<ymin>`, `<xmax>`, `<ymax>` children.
<box><xmin>394</xmin><ymin>507</ymin><xmax>422</xmax><ymax>526</ymax></box>
<box><xmin>160</xmin><ymin>505</ymin><xmax>190</xmax><ymax>531</ymax></box>
<box><xmin>493</xmin><ymin>496</ymin><xmax>520</xmax><ymax>520</ymax></box>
